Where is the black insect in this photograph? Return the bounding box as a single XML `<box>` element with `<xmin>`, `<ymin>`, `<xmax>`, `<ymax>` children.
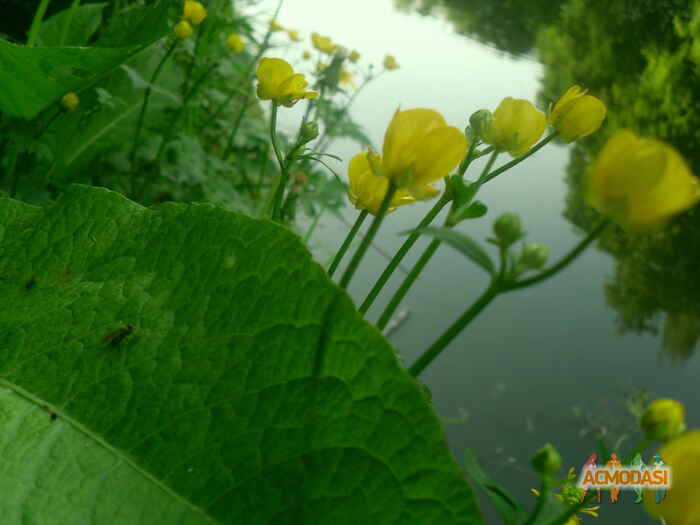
<box><xmin>25</xmin><ymin>276</ymin><xmax>37</xmax><ymax>290</ymax></box>
<box><xmin>99</xmin><ymin>324</ymin><xmax>135</xmax><ymax>348</ymax></box>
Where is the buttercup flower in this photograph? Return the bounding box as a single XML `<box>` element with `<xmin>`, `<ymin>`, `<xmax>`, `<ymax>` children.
<box><xmin>183</xmin><ymin>1</ymin><xmax>207</xmax><ymax>25</ymax></box>
<box><xmin>641</xmin><ymin>398</ymin><xmax>686</xmax><ymax>442</ymax></box>
<box><xmin>348</xmin><ymin>152</ymin><xmax>415</xmax><ymax>214</ymax></box>
<box><xmin>482</xmin><ymin>97</ymin><xmax>546</xmax><ymax>156</ymax></box>
<box><xmin>586</xmin><ymin>130</ymin><xmax>700</xmax><ymax>230</ymax></box>
<box><xmin>550</xmin><ymin>85</ymin><xmax>606</xmax><ymax>142</ymax></box>
<box><xmin>302</xmin><ymin>50</ymin><xmax>311</xmax><ymax>60</ymax></box>
<box><xmin>532</xmin><ymin>468</ymin><xmax>600</xmax><ymax>524</ymax></box>
<box><xmin>174</xmin><ymin>20</ymin><xmax>193</xmax><ymax>39</ymax></box>
<box><xmin>60</xmin><ymin>92</ymin><xmax>79</xmax><ymax>112</ymax></box>
<box><xmin>226</xmin><ymin>33</ymin><xmax>245</xmax><ymax>53</ymax></box>
<box><xmin>256</xmin><ymin>57</ymin><xmax>318</xmax><ymax>107</ymax></box>
<box><xmin>311</xmin><ymin>32</ymin><xmax>337</xmax><ymax>54</ymax></box>
<box><xmin>383</xmin><ymin>54</ymin><xmax>399</xmax><ymax>70</ymax></box>
<box><xmin>269</xmin><ymin>19</ymin><xmax>284</xmax><ymax>31</ymax></box>
<box><xmin>378</xmin><ymin>108</ymin><xmax>467</xmax><ymax>198</ymax></box>
<box><xmin>316</xmin><ymin>62</ymin><xmax>327</xmax><ymax>75</ymax></box>
<box><xmin>286</xmin><ymin>29</ymin><xmax>301</xmax><ymax>42</ymax></box>
<box><xmin>340</xmin><ymin>68</ymin><xmax>354</xmax><ymax>88</ymax></box>
<box><xmin>349</xmin><ymin>49</ymin><xmax>360</xmax><ymax>62</ymax></box>
<box><xmin>644</xmin><ymin>430</ymin><xmax>700</xmax><ymax>525</ymax></box>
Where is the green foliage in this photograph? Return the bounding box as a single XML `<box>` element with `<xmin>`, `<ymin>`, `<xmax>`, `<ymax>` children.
<box><xmin>36</xmin><ymin>2</ymin><xmax>107</xmax><ymax>46</ymax></box>
<box><xmin>0</xmin><ymin>185</ymin><xmax>482</xmax><ymax>524</ymax></box>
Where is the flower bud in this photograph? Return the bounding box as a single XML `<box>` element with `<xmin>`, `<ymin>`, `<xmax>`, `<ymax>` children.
<box><xmin>60</xmin><ymin>92</ymin><xmax>79</xmax><ymax>112</ymax></box>
<box><xmin>226</xmin><ymin>33</ymin><xmax>245</xmax><ymax>53</ymax></box>
<box><xmin>383</xmin><ymin>54</ymin><xmax>399</xmax><ymax>70</ymax></box>
<box><xmin>468</xmin><ymin>109</ymin><xmax>494</xmax><ymax>142</ymax></box>
<box><xmin>483</xmin><ymin>97</ymin><xmax>546</xmax><ymax>157</ymax></box>
<box><xmin>531</xmin><ymin>443</ymin><xmax>562</xmax><ymax>476</ymax></box>
<box><xmin>549</xmin><ymin>85</ymin><xmax>606</xmax><ymax>142</ymax></box>
<box><xmin>349</xmin><ymin>49</ymin><xmax>360</xmax><ymax>63</ymax></box>
<box><xmin>641</xmin><ymin>398</ymin><xmax>686</xmax><ymax>442</ymax></box>
<box><xmin>298</xmin><ymin>121</ymin><xmax>319</xmax><ymax>144</ymax></box>
<box><xmin>518</xmin><ymin>243</ymin><xmax>549</xmax><ymax>270</ymax></box>
<box><xmin>174</xmin><ymin>20</ymin><xmax>193</xmax><ymax>40</ymax></box>
<box><xmin>493</xmin><ymin>213</ymin><xmax>523</xmax><ymax>247</ymax></box>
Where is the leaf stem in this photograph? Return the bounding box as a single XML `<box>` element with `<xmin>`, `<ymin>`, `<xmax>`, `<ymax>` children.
<box><xmin>480</xmin><ymin>132</ymin><xmax>557</xmax><ymax>184</ymax></box>
<box><xmin>359</xmin><ymin>192</ymin><xmax>450</xmax><ymax>314</ymax></box>
<box><xmin>327</xmin><ymin>210</ymin><xmax>368</xmax><ymax>277</ymax></box>
<box><xmin>523</xmin><ymin>478</ymin><xmax>551</xmax><ymax>525</ymax></box>
<box><xmin>409</xmin><ymin>281</ymin><xmax>498</xmax><ymax>377</ymax></box>
<box><xmin>27</xmin><ymin>0</ymin><xmax>52</xmax><ymax>46</ymax></box>
<box><xmin>129</xmin><ymin>40</ymin><xmax>178</xmax><ymax>169</ymax></box>
<box><xmin>339</xmin><ymin>183</ymin><xmax>397</xmax><ymax>289</ymax></box>
<box><xmin>59</xmin><ymin>0</ymin><xmax>81</xmax><ymax>46</ymax></box>
<box><xmin>376</xmin><ymin>237</ymin><xmax>441</xmax><ymax>330</ymax></box>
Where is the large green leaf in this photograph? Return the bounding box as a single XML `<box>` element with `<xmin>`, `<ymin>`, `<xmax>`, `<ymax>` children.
<box><xmin>0</xmin><ymin>185</ymin><xmax>482</xmax><ymax>524</ymax></box>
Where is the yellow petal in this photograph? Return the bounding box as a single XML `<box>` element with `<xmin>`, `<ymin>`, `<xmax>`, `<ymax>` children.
<box><xmin>412</xmin><ymin>126</ymin><xmax>468</xmax><ymax>187</ymax></box>
<box><xmin>348</xmin><ymin>152</ymin><xmax>414</xmax><ymax>214</ymax></box>
<box><xmin>256</xmin><ymin>58</ymin><xmax>294</xmax><ymax>100</ymax></box>
<box><xmin>382</xmin><ymin>108</ymin><xmax>447</xmax><ymax>177</ymax></box>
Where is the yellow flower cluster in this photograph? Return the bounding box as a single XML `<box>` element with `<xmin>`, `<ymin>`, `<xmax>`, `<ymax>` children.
<box><xmin>256</xmin><ymin>58</ymin><xmax>318</xmax><ymax>107</ymax></box>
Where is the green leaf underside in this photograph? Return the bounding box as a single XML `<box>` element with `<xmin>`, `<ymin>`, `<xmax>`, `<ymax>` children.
<box><xmin>36</xmin><ymin>3</ymin><xmax>107</xmax><ymax>47</ymax></box>
<box><xmin>0</xmin><ymin>186</ymin><xmax>481</xmax><ymax>524</ymax></box>
<box><xmin>416</xmin><ymin>227</ymin><xmax>496</xmax><ymax>276</ymax></box>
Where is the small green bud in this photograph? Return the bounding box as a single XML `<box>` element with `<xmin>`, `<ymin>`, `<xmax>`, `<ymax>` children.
<box><xmin>60</xmin><ymin>92</ymin><xmax>80</xmax><ymax>112</ymax></box>
<box><xmin>298</xmin><ymin>121</ymin><xmax>319</xmax><ymax>144</ymax></box>
<box><xmin>493</xmin><ymin>213</ymin><xmax>523</xmax><ymax>247</ymax></box>
<box><xmin>469</xmin><ymin>109</ymin><xmax>494</xmax><ymax>141</ymax></box>
<box><xmin>518</xmin><ymin>243</ymin><xmax>549</xmax><ymax>270</ymax></box>
<box><xmin>641</xmin><ymin>398</ymin><xmax>686</xmax><ymax>442</ymax></box>
<box><xmin>531</xmin><ymin>443</ymin><xmax>562</xmax><ymax>476</ymax></box>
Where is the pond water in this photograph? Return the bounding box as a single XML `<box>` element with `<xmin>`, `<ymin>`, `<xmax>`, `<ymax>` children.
<box><xmin>261</xmin><ymin>1</ymin><xmax>700</xmax><ymax>522</ymax></box>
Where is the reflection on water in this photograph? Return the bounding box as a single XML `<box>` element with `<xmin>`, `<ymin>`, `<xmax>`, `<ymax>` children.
<box><xmin>401</xmin><ymin>0</ymin><xmax>700</xmax><ymax>362</ymax></box>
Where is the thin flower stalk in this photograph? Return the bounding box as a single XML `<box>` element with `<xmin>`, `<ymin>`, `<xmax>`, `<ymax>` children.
<box><xmin>327</xmin><ymin>210</ymin><xmax>368</xmax><ymax>277</ymax></box>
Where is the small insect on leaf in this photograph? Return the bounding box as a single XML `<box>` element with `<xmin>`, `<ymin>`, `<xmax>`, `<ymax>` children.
<box><xmin>99</xmin><ymin>324</ymin><xmax>135</xmax><ymax>348</ymax></box>
<box><xmin>25</xmin><ymin>276</ymin><xmax>37</xmax><ymax>290</ymax></box>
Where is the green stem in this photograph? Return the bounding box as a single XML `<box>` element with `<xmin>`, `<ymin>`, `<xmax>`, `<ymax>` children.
<box><xmin>480</xmin><ymin>132</ymin><xmax>557</xmax><ymax>184</ymax></box>
<box><xmin>7</xmin><ymin>148</ymin><xmax>19</xmax><ymax>198</ymax></box>
<box><xmin>457</xmin><ymin>139</ymin><xmax>478</xmax><ymax>177</ymax></box>
<box><xmin>376</xmin><ymin>237</ymin><xmax>442</xmax><ymax>330</ymax></box>
<box><xmin>339</xmin><ymin>183</ymin><xmax>397</xmax><ymax>289</ymax></box>
<box><xmin>129</xmin><ymin>40</ymin><xmax>178</xmax><ymax>168</ymax></box>
<box><xmin>59</xmin><ymin>0</ymin><xmax>81</xmax><ymax>45</ymax></box>
<box><xmin>359</xmin><ymin>192</ymin><xmax>450</xmax><ymax>314</ymax></box>
<box><xmin>501</xmin><ymin>220</ymin><xmax>608</xmax><ymax>293</ymax></box>
<box><xmin>221</xmin><ymin>0</ymin><xmax>282</xmax><ymax>157</ymax></box>
<box><xmin>409</xmin><ymin>282</ymin><xmax>498</xmax><ymax>377</ymax></box>
<box><xmin>328</xmin><ymin>210</ymin><xmax>368</xmax><ymax>277</ymax></box>
<box><xmin>268</xmin><ymin>104</ymin><xmax>289</xmax><ymax>222</ymax></box>
<box><xmin>543</xmin><ymin>491</ymin><xmax>598</xmax><ymax>525</ymax></box>
<box><xmin>524</xmin><ymin>478</ymin><xmax>551</xmax><ymax>525</ymax></box>
<box><xmin>303</xmin><ymin>206</ymin><xmax>325</xmax><ymax>244</ymax></box>
<box><xmin>27</xmin><ymin>0</ymin><xmax>52</xmax><ymax>46</ymax></box>
<box><xmin>476</xmin><ymin>150</ymin><xmax>499</xmax><ymax>183</ymax></box>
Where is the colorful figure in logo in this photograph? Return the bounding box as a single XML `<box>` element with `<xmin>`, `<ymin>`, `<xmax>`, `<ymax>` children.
<box><xmin>606</xmin><ymin>452</ymin><xmax>622</xmax><ymax>502</ymax></box>
<box><xmin>580</xmin><ymin>453</ymin><xmax>601</xmax><ymax>503</ymax></box>
<box><xmin>652</xmin><ymin>454</ymin><xmax>667</xmax><ymax>503</ymax></box>
<box><xmin>630</xmin><ymin>453</ymin><xmax>646</xmax><ymax>503</ymax></box>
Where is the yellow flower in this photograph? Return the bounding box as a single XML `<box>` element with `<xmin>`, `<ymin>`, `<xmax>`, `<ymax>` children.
<box><xmin>380</xmin><ymin>108</ymin><xmax>467</xmax><ymax>198</ymax></box>
<box><xmin>302</xmin><ymin>50</ymin><xmax>311</xmax><ymax>60</ymax></box>
<box><xmin>644</xmin><ymin>430</ymin><xmax>700</xmax><ymax>525</ymax></box>
<box><xmin>316</xmin><ymin>62</ymin><xmax>327</xmax><ymax>75</ymax></box>
<box><xmin>349</xmin><ymin>49</ymin><xmax>360</xmax><ymax>62</ymax></box>
<box><xmin>340</xmin><ymin>68</ymin><xmax>354</xmax><ymax>88</ymax></box>
<box><xmin>286</xmin><ymin>29</ymin><xmax>301</xmax><ymax>42</ymax></box>
<box><xmin>383</xmin><ymin>54</ymin><xmax>399</xmax><ymax>70</ymax></box>
<box><xmin>60</xmin><ymin>92</ymin><xmax>79</xmax><ymax>112</ymax></box>
<box><xmin>269</xmin><ymin>19</ymin><xmax>284</xmax><ymax>31</ymax></box>
<box><xmin>482</xmin><ymin>97</ymin><xmax>546</xmax><ymax>157</ymax></box>
<box><xmin>256</xmin><ymin>57</ymin><xmax>318</xmax><ymax>107</ymax></box>
<box><xmin>550</xmin><ymin>85</ymin><xmax>607</xmax><ymax>142</ymax></box>
<box><xmin>348</xmin><ymin>152</ymin><xmax>416</xmax><ymax>214</ymax></box>
<box><xmin>173</xmin><ymin>20</ymin><xmax>193</xmax><ymax>40</ymax></box>
<box><xmin>641</xmin><ymin>398</ymin><xmax>686</xmax><ymax>442</ymax></box>
<box><xmin>183</xmin><ymin>1</ymin><xmax>207</xmax><ymax>25</ymax></box>
<box><xmin>311</xmin><ymin>32</ymin><xmax>337</xmax><ymax>54</ymax></box>
<box><xmin>586</xmin><ymin>130</ymin><xmax>700</xmax><ymax>230</ymax></box>
<box><xmin>226</xmin><ymin>33</ymin><xmax>245</xmax><ymax>53</ymax></box>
